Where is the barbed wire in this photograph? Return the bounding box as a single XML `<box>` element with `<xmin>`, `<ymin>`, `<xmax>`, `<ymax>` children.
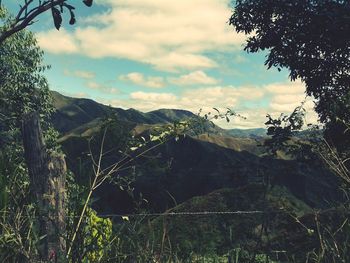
<box><xmin>99</xmin><ymin>210</ymin><xmax>266</xmax><ymax>218</ymax></box>
<box><xmin>0</xmin><ymin>209</ymin><xmax>280</xmax><ymax>218</ymax></box>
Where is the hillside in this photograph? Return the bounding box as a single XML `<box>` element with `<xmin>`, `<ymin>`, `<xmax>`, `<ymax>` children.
<box><xmin>226</xmin><ymin>128</ymin><xmax>267</xmax><ymax>138</ymax></box>
<box><xmin>147</xmin><ymin>185</ymin><xmax>349</xmax><ymax>261</ymax></box>
<box><xmin>147</xmin><ymin>184</ymin><xmax>312</xmax><ymax>259</ymax></box>
<box><xmin>50</xmin><ymin>91</ymin><xmax>342</xmax><ymax>215</ymax></box>
<box><xmin>51</xmin><ymin>91</ymin><xmax>199</xmax><ymax>135</ymax></box>
<box><xmin>47</xmin><ymin>92</ymin><xmax>346</xmax><ymax>262</ymax></box>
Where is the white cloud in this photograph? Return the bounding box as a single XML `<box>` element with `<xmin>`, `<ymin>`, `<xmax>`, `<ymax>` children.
<box><xmin>232</xmin><ymin>55</ymin><xmax>248</xmax><ymax>64</ymax></box>
<box><xmin>265</xmin><ymin>80</ymin><xmax>307</xmax><ymax>113</ymax></box>
<box><xmin>37</xmin><ymin>28</ymin><xmax>78</xmax><ymax>54</ymax></box>
<box><xmin>100</xmin><ymin>80</ymin><xmax>319</xmax><ymax>129</ymax></box>
<box><xmin>169</xmin><ymin>71</ymin><xmax>219</xmax><ymax>86</ymax></box>
<box><xmin>119</xmin><ymin>72</ymin><xmax>165</xmax><ymax>88</ymax></box>
<box><xmin>130</xmin><ymin>91</ymin><xmax>177</xmax><ymax>102</ymax></box>
<box><xmin>86</xmin><ymin>81</ymin><xmax>119</xmax><ymax>94</ymax></box>
<box><xmin>265</xmin><ymin>79</ymin><xmax>306</xmax><ymax>95</ymax></box>
<box><xmin>58</xmin><ymin>91</ymin><xmax>90</xmax><ymax>99</ymax></box>
<box><xmin>64</xmin><ymin>70</ymin><xmax>96</xmax><ymax>79</ymax></box>
<box><xmin>63</xmin><ymin>77</ymin><xmax>318</xmax><ymax>129</ymax></box>
<box><xmin>106</xmin><ymin>91</ymin><xmax>267</xmax><ymax>129</ymax></box>
<box><xmin>180</xmin><ymin>86</ymin><xmax>264</xmax><ymax>110</ymax></box>
<box><xmin>264</xmin><ymin>80</ymin><xmax>319</xmax><ymax>126</ymax></box>
<box><xmin>303</xmin><ymin>99</ymin><xmax>319</xmax><ymax>124</ymax></box>
<box><xmin>106</xmin><ymin>85</ymin><xmax>265</xmax><ymax>127</ymax></box>
<box><xmin>120</xmin><ymin>70</ymin><xmax>219</xmax><ymax>88</ymax></box>
<box><xmin>36</xmin><ymin>0</ymin><xmax>245</xmax><ymax>71</ymax></box>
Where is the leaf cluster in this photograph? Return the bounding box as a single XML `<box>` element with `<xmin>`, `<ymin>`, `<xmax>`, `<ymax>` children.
<box><xmin>264</xmin><ymin>104</ymin><xmax>307</xmax><ymax>157</ymax></box>
<box><xmin>230</xmin><ymin>0</ymin><xmax>350</xmax><ymax>125</ymax></box>
<box><xmin>0</xmin><ymin>11</ymin><xmax>53</xmax><ymax>133</ymax></box>
<box><xmin>50</xmin><ymin>0</ymin><xmax>93</xmax><ymax>30</ymax></box>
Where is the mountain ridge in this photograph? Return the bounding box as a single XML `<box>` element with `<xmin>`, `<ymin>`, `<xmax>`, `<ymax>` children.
<box><xmin>51</xmin><ymin>90</ymin><xmax>266</xmax><ymax>138</ymax></box>
<box><xmin>50</xmin><ymin>90</ymin><xmax>341</xmax><ymax>216</ymax></box>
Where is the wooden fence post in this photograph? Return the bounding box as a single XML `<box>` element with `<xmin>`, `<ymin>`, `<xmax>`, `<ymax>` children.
<box><xmin>22</xmin><ymin>112</ymin><xmax>66</xmax><ymax>262</ymax></box>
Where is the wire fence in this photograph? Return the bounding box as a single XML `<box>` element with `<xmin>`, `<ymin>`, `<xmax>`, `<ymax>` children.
<box><xmin>0</xmin><ymin>210</ymin><xmax>269</xmax><ymax>218</ymax></box>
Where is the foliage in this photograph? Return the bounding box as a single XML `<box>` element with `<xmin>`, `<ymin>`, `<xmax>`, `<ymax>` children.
<box><xmin>65</xmin><ymin>170</ymin><xmax>116</xmax><ymax>263</ymax></box>
<box><xmin>83</xmin><ymin>208</ymin><xmax>112</xmax><ymax>262</ymax></box>
<box><xmin>0</xmin><ymin>144</ymin><xmax>40</xmax><ymax>262</ymax></box>
<box><xmin>263</xmin><ymin>105</ymin><xmax>350</xmax><ymax>262</ymax></box>
<box><xmin>264</xmin><ymin>104</ymin><xmax>306</xmax><ymax>157</ymax></box>
<box><xmin>61</xmin><ymin>107</ymin><xmax>244</xmax><ymax>261</ymax></box>
<box><xmin>230</xmin><ymin>0</ymin><xmax>350</xmax><ymax>154</ymax></box>
<box><xmin>230</xmin><ymin>0</ymin><xmax>350</xmax><ymax>122</ymax></box>
<box><xmin>143</xmin><ymin>185</ymin><xmax>307</xmax><ymax>261</ymax></box>
<box><xmin>0</xmin><ymin>9</ymin><xmax>60</xmax><ymax>262</ymax></box>
<box><xmin>0</xmin><ymin>9</ymin><xmax>53</xmax><ymax>135</ymax></box>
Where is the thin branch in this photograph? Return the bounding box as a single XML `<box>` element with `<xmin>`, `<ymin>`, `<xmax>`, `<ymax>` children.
<box><xmin>66</xmin><ymin>127</ymin><xmax>107</xmax><ymax>259</ymax></box>
<box><xmin>0</xmin><ymin>0</ymin><xmax>65</xmax><ymax>44</ymax></box>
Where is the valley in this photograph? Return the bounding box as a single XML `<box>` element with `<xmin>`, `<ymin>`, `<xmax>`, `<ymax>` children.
<box><xmin>51</xmin><ymin>91</ymin><xmax>345</xmax><ymax>261</ymax></box>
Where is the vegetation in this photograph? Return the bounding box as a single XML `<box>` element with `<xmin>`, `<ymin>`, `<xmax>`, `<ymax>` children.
<box><xmin>231</xmin><ymin>3</ymin><xmax>350</xmax><ymax>260</ymax></box>
<box><xmin>230</xmin><ymin>0</ymin><xmax>350</xmax><ymax>152</ymax></box>
<box><xmin>230</xmin><ymin>0</ymin><xmax>350</xmax><ymax>120</ymax></box>
<box><xmin>0</xmin><ymin>0</ymin><xmax>349</xmax><ymax>262</ymax></box>
<box><xmin>0</xmin><ymin>12</ymin><xmax>50</xmax><ymax>262</ymax></box>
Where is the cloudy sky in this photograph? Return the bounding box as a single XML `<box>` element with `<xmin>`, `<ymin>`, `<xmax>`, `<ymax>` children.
<box><xmin>8</xmin><ymin>0</ymin><xmax>317</xmax><ymax>128</ymax></box>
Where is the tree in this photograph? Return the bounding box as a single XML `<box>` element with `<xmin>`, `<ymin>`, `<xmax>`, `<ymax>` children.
<box><xmin>0</xmin><ymin>8</ymin><xmax>53</xmax><ymax>144</ymax></box>
<box><xmin>0</xmin><ymin>9</ymin><xmax>65</xmax><ymax>261</ymax></box>
<box><xmin>0</xmin><ymin>8</ymin><xmax>53</xmax><ymax>124</ymax></box>
<box><xmin>230</xmin><ymin>0</ymin><xmax>350</xmax><ymax>145</ymax></box>
<box><xmin>0</xmin><ymin>0</ymin><xmax>93</xmax><ymax>44</ymax></box>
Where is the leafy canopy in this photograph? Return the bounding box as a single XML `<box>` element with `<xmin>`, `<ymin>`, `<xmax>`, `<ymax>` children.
<box><xmin>230</xmin><ymin>0</ymin><xmax>350</xmax><ymax>125</ymax></box>
<box><xmin>0</xmin><ymin>9</ymin><xmax>53</xmax><ymax>135</ymax></box>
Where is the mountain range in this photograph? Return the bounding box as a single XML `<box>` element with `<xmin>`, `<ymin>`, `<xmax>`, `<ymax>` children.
<box><xmin>51</xmin><ymin>91</ymin><xmax>265</xmax><ymax>138</ymax></box>
<box><xmin>50</xmin><ymin>91</ymin><xmax>343</xmax><ymax>259</ymax></box>
<box><xmin>51</xmin><ymin>91</ymin><xmax>340</xmax><ymax>210</ymax></box>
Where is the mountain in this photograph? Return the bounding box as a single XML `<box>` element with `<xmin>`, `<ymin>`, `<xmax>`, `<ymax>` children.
<box><xmin>49</xmin><ymin>91</ymin><xmax>345</xmax><ymax>260</ymax></box>
<box><xmin>226</xmin><ymin>128</ymin><xmax>267</xmax><ymax>138</ymax></box>
<box><xmin>50</xmin><ymin>92</ymin><xmax>342</xmax><ymax>213</ymax></box>
<box><xmin>51</xmin><ymin>91</ymin><xmax>199</xmax><ymax>135</ymax></box>
<box><xmin>51</xmin><ymin>91</ymin><xmax>110</xmax><ymax>133</ymax></box>
<box><xmin>48</xmin><ymin>91</ymin><xmax>347</xmax><ymax>261</ymax></box>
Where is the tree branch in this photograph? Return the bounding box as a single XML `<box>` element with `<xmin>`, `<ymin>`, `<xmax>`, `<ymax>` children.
<box><xmin>0</xmin><ymin>0</ymin><xmax>85</xmax><ymax>44</ymax></box>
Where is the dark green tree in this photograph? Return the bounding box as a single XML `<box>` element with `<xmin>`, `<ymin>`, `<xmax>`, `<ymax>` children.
<box><xmin>0</xmin><ymin>8</ymin><xmax>53</xmax><ymax>145</ymax></box>
<box><xmin>0</xmin><ymin>9</ymin><xmax>59</xmax><ymax>261</ymax></box>
<box><xmin>230</xmin><ymin>0</ymin><xmax>350</xmax><ymax>148</ymax></box>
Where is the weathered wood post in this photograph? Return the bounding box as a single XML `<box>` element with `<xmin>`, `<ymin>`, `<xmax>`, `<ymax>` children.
<box><xmin>22</xmin><ymin>112</ymin><xmax>66</xmax><ymax>262</ymax></box>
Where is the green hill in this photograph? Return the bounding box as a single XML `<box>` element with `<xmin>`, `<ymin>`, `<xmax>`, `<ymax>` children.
<box><xmin>144</xmin><ymin>184</ymin><xmax>310</xmax><ymax>260</ymax></box>
<box><xmin>51</xmin><ymin>91</ymin><xmax>199</xmax><ymax>135</ymax></box>
<box><xmin>49</xmin><ymin>91</ymin><xmax>346</xmax><ymax>261</ymax></box>
<box><xmin>50</xmin><ymin>91</ymin><xmax>342</xmax><ymax>215</ymax></box>
<box><xmin>146</xmin><ymin>184</ymin><xmax>348</xmax><ymax>261</ymax></box>
<box><xmin>226</xmin><ymin>128</ymin><xmax>267</xmax><ymax>138</ymax></box>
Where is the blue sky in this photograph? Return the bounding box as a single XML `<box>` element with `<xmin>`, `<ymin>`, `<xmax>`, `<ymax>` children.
<box><xmin>6</xmin><ymin>0</ymin><xmax>317</xmax><ymax>128</ymax></box>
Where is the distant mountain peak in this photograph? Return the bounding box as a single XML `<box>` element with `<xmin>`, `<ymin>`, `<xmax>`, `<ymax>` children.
<box><xmin>51</xmin><ymin>90</ymin><xmax>266</xmax><ymax>139</ymax></box>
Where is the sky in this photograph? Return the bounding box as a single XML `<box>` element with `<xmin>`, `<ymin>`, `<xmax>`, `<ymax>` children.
<box><xmin>7</xmin><ymin>0</ymin><xmax>318</xmax><ymax>129</ymax></box>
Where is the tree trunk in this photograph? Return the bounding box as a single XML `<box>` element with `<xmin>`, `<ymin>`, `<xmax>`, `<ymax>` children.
<box><xmin>22</xmin><ymin>112</ymin><xmax>66</xmax><ymax>262</ymax></box>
